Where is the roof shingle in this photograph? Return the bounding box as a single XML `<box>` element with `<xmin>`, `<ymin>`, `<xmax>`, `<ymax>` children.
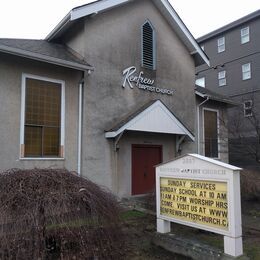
<box><xmin>195</xmin><ymin>85</ymin><xmax>238</xmax><ymax>106</ymax></box>
<box><xmin>0</xmin><ymin>39</ymin><xmax>92</xmax><ymax>70</ymax></box>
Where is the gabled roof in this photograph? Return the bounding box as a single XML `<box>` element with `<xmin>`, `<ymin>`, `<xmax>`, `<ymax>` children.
<box><xmin>195</xmin><ymin>85</ymin><xmax>238</xmax><ymax>106</ymax></box>
<box><xmin>157</xmin><ymin>153</ymin><xmax>242</xmax><ymax>171</ymax></box>
<box><xmin>197</xmin><ymin>9</ymin><xmax>260</xmax><ymax>43</ymax></box>
<box><xmin>0</xmin><ymin>39</ymin><xmax>93</xmax><ymax>71</ymax></box>
<box><xmin>189</xmin><ymin>154</ymin><xmax>242</xmax><ymax>170</ymax></box>
<box><xmin>105</xmin><ymin>99</ymin><xmax>195</xmax><ymax>140</ymax></box>
<box><xmin>45</xmin><ymin>0</ymin><xmax>209</xmax><ymax>67</ymax></box>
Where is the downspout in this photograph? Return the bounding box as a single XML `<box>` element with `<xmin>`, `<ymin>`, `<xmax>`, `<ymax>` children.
<box><xmin>114</xmin><ymin>132</ymin><xmax>124</xmax><ymax>195</ymax></box>
<box><xmin>176</xmin><ymin>135</ymin><xmax>186</xmax><ymax>156</ymax></box>
<box><xmin>77</xmin><ymin>79</ymin><xmax>84</xmax><ymax>176</ymax></box>
<box><xmin>77</xmin><ymin>69</ymin><xmax>93</xmax><ymax>176</ymax></box>
<box><xmin>197</xmin><ymin>97</ymin><xmax>209</xmax><ymax>155</ymax></box>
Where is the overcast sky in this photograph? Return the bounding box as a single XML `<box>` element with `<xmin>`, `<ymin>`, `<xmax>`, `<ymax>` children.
<box><xmin>0</xmin><ymin>0</ymin><xmax>259</xmax><ymax>39</ymax></box>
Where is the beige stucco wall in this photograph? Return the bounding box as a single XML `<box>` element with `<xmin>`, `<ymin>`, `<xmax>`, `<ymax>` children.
<box><xmin>62</xmin><ymin>0</ymin><xmax>197</xmax><ymax>195</ymax></box>
<box><xmin>116</xmin><ymin>132</ymin><xmax>176</xmax><ymax>197</ymax></box>
<box><xmin>0</xmin><ymin>53</ymin><xmax>82</xmax><ymax>171</ymax></box>
<box><xmin>0</xmin><ymin>1</ymin><xmax>232</xmax><ymax>198</ymax></box>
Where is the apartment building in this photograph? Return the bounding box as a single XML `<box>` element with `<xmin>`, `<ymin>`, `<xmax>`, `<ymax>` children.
<box><xmin>196</xmin><ymin>10</ymin><xmax>260</xmax><ymax>169</ymax></box>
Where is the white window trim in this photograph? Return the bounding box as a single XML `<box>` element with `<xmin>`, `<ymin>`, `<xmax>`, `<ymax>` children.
<box><xmin>202</xmin><ymin>108</ymin><xmax>220</xmax><ymax>160</ymax></box>
<box><xmin>243</xmin><ymin>100</ymin><xmax>253</xmax><ymax>117</ymax></box>
<box><xmin>20</xmin><ymin>73</ymin><xmax>65</xmax><ymax>160</ymax></box>
<box><xmin>218</xmin><ymin>70</ymin><xmax>226</xmax><ymax>87</ymax></box>
<box><xmin>241</xmin><ymin>26</ymin><xmax>250</xmax><ymax>44</ymax></box>
<box><xmin>242</xmin><ymin>63</ymin><xmax>251</xmax><ymax>80</ymax></box>
<box><xmin>141</xmin><ymin>20</ymin><xmax>156</xmax><ymax>70</ymax></box>
<box><xmin>217</xmin><ymin>37</ymin><xmax>225</xmax><ymax>53</ymax></box>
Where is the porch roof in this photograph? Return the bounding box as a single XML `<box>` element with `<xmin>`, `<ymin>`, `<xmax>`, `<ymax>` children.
<box><xmin>105</xmin><ymin>99</ymin><xmax>194</xmax><ymax>141</ymax></box>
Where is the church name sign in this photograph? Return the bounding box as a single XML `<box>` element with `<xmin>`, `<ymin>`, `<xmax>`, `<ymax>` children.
<box><xmin>156</xmin><ymin>154</ymin><xmax>243</xmax><ymax>258</ymax></box>
<box><xmin>122</xmin><ymin>66</ymin><xmax>174</xmax><ymax>96</ymax></box>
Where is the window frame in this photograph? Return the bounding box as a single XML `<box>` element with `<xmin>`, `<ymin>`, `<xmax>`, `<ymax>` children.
<box><xmin>218</xmin><ymin>70</ymin><xmax>227</xmax><ymax>87</ymax></box>
<box><xmin>202</xmin><ymin>108</ymin><xmax>220</xmax><ymax>159</ymax></box>
<box><xmin>141</xmin><ymin>20</ymin><xmax>156</xmax><ymax>70</ymax></box>
<box><xmin>242</xmin><ymin>63</ymin><xmax>251</xmax><ymax>80</ymax></box>
<box><xmin>241</xmin><ymin>26</ymin><xmax>250</xmax><ymax>44</ymax></box>
<box><xmin>243</xmin><ymin>100</ymin><xmax>253</xmax><ymax>117</ymax></box>
<box><xmin>20</xmin><ymin>74</ymin><xmax>65</xmax><ymax>160</ymax></box>
<box><xmin>217</xmin><ymin>36</ymin><xmax>225</xmax><ymax>53</ymax></box>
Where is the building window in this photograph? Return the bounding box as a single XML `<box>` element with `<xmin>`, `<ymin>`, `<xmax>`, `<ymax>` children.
<box><xmin>196</xmin><ymin>77</ymin><xmax>205</xmax><ymax>88</ymax></box>
<box><xmin>217</xmin><ymin>37</ymin><xmax>225</xmax><ymax>53</ymax></box>
<box><xmin>20</xmin><ymin>74</ymin><xmax>65</xmax><ymax>158</ymax></box>
<box><xmin>244</xmin><ymin>100</ymin><xmax>253</xmax><ymax>117</ymax></box>
<box><xmin>241</xmin><ymin>27</ymin><xmax>250</xmax><ymax>44</ymax></box>
<box><xmin>242</xmin><ymin>63</ymin><xmax>251</xmax><ymax>80</ymax></box>
<box><xmin>204</xmin><ymin>109</ymin><xmax>219</xmax><ymax>158</ymax></box>
<box><xmin>218</xmin><ymin>71</ymin><xmax>226</xmax><ymax>87</ymax></box>
<box><xmin>142</xmin><ymin>20</ymin><xmax>156</xmax><ymax>70</ymax></box>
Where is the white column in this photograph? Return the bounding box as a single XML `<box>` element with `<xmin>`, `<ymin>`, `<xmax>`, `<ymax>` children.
<box><xmin>224</xmin><ymin>236</ymin><xmax>243</xmax><ymax>257</ymax></box>
<box><xmin>157</xmin><ymin>219</ymin><xmax>171</xmax><ymax>233</ymax></box>
<box><xmin>224</xmin><ymin>170</ymin><xmax>243</xmax><ymax>257</ymax></box>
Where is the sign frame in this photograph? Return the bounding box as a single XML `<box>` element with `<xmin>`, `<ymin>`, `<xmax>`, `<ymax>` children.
<box><xmin>157</xmin><ymin>175</ymin><xmax>231</xmax><ymax>236</ymax></box>
<box><xmin>156</xmin><ymin>154</ymin><xmax>243</xmax><ymax>257</ymax></box>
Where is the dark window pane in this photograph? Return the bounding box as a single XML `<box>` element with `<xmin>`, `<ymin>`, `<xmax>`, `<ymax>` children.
<box><xmin>204</xmin><ymin>110</ymin><xmax>218</xmax><ymax>158</ymax></box>
<box><xmin>24</xmin><ymin>126</ymin><xmax>42</xmax><ymax>157</ymax></box>
<box><xmin>43</xmin><ymin>127</ymin><xmax>60</xmax><ymax>156</ymax></box>
<box><xmin>25</xmin><ymin>78</ymin><xmax>61</xmax><ymax>127</ymax></box>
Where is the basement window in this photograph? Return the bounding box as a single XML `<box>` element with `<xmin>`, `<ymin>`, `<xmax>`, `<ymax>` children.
<box><xmin>142</xmin><ymin>20</ymin><xmax>156</xmax><ymax>70</ymax></box>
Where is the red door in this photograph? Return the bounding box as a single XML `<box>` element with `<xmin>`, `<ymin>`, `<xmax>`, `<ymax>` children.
<box><xmin>132</xmin><ymin>145</ymin><xmax>162</xmax><ymax>195</ymax></box>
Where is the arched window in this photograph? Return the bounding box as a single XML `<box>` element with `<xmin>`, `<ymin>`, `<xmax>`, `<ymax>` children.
<box><xmin>142</xmin><ymin>20</ymin><xmax>156</xmax><ymax>70</ymax></box>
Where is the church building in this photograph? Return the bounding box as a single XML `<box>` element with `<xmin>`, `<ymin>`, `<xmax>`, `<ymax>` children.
<box><xmin>0</xmin><ymin>0</ymin><xmax>233</xmax><ymax>197</ymax></box>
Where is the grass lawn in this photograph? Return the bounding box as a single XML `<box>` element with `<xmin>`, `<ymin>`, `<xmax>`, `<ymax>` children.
<box><xmin>121</xmin><ymin>209</ymin><xmax>190</xmax><ymax>259</ymax></box>
<box><xmin>120</xmin><ymin>198</ymin><xmax>260</xmax><ymax>260</ymax></box>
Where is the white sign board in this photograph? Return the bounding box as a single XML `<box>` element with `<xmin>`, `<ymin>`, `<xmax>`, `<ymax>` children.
<box><xmin>156</xmin><ymin>154</ymin><xmax>243</xmax><ymax>257</ymax></box>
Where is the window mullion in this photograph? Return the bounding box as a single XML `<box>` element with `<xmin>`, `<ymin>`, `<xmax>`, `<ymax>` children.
<box><xmin>41</xmin><ymin>126</ymin><xmax>44</xmax><ymax>157</ymax></box>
